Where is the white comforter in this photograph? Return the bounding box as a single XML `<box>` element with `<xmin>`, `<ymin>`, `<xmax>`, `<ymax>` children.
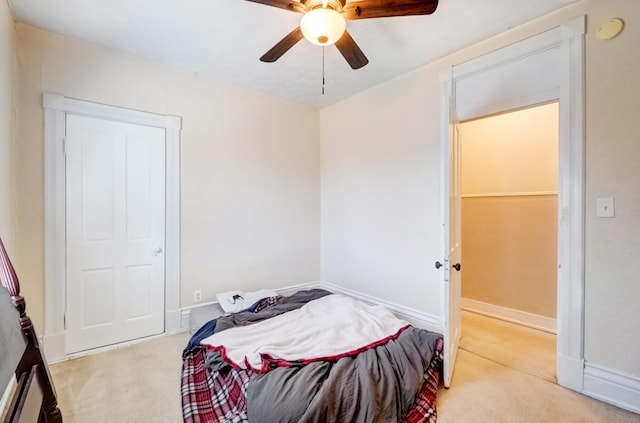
<box><xmin>199</xmin><ymin>294</ymin><xmax>410</xmax><ymax>373</ymax></box>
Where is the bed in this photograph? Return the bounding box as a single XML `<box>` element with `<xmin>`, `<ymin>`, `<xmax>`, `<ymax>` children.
<box><xmin>181</xmin><ymin>288</ymin><xmax>443</xmax><ymax>423</ymax></box>
<box><xmin>0</xmin><ymin>238</ymin><xmax>63</xmax><ymax>423</ymax></box>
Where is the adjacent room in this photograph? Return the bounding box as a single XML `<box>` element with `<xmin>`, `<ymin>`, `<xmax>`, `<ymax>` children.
<box><xmin>459</xmin><ymin>103</ymin><xmax>558</xmax><ymax>383</ymax></box>
<box><xmin>1</xmin><ymin>0</ymin><xmax>639</xmax><ymax>421</ymax></box>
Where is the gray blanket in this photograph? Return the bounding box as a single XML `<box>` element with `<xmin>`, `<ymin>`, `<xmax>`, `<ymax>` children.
<box><xmin>204</xmin><ymin>289</ymin><xmax>440</xmax><ymax>423</ymax></box>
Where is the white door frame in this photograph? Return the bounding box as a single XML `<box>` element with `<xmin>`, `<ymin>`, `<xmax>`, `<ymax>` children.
<box><xmin>439</xmin><ymin>17</ymin><xmax>585</xmax><ymax>391</ymax></box>
<box><xmin>42</xmin><ymin>93</ymin><xmax>182</xmax><ymax>361</ymax></box>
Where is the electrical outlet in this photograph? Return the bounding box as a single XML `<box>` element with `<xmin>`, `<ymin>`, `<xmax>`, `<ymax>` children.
<box><xmin>193</xmin><ymin>290</ymin><xmax>202</xmax><ymax>303</ymax></box>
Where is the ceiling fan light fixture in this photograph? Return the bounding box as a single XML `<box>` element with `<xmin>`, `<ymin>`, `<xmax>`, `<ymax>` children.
<box><xmin>300</xmin><ymin>8</ymin><xmax>346</xmax><ymax>46</ymax></box>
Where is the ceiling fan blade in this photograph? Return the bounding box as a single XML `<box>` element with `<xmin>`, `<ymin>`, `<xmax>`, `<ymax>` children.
<box><xmin>342</xmin><ymin>0</ymin><xmax>438</xmax><ymax>19</ymax></box>
<box><xmin>334</xmin><ymin>30</ymin><xmax>369</xmax><ymax>69</ymax></box>
<box><xmin>243</xmin><ymin>0</ymin><xmax>305</xmax><ymax>13</ymax></box>
<box><xmin>260</xmin><ymin>27</ymin><xmax>305</xmax><ymax>63</ymax></box>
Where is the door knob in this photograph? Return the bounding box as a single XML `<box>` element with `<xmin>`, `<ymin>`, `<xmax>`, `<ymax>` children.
<box><xmin>152</xmin><ymin>246</ymin><xmax>162</xmax><ymax>254</ymax></box>
<box><xmin>452</xmin><ymin>263</ymin><xmax>461</xmax><ymax>271</ymax></box>
<box><xmin>435</xmin><ymin>261</ymin><xmax>443</xmax><ymax>269</ymax></box>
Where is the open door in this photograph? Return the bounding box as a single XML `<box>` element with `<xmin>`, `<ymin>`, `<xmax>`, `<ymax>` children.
<box><xmin>436</xmin><ymin>20</ymin><xmax>585</xmax><ymax>391</ymax></box>
<box><xmin>440</xmin><ymin>80</ymin><xmax>462</xmax><ymax>388</ymax></box>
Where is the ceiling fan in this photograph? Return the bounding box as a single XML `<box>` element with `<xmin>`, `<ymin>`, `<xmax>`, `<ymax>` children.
<box><xmin>245</xmin><ymin>0</ymin><xmax>439</xmax><ymax>69</ymax></box>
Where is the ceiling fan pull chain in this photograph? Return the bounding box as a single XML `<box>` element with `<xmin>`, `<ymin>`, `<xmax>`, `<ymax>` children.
<box><xmin>322</xmin><ymin>46</ymin><xmax>326</xmax><ymax>95</ymax></box>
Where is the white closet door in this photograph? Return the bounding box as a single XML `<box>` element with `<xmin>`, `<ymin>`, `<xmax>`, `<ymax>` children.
<box><xmin>65</xmin><ymin>114</ymin><xmax>166</xmax><ymax>353</ymax></box>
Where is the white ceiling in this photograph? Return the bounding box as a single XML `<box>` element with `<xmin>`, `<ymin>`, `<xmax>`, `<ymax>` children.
<box><xmin>7</xmin><ymin>0</ymin><xmax>579</xmax><ymax>108</ymax></box>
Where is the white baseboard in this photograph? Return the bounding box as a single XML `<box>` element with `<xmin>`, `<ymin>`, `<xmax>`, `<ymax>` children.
<box><xmin>181</xmin><ymin>309</ymin><xmax>191</xmax><ymax>332</ymax></box>
<box><xmin>181</xmin><ymin>281</ymin><xmax>442</xmax><ymax>335</ymax></box>
<box><xmin>181</xmin><ymin>281</ymin><xmax>322</xmax><ymax>313</ymax></box>
<box><xmin>557</xmin><ymin>353</ymin><xmax>584</xmax><ymax>392</ymax></box>
<box><xmin>165</xmin><ymin>308</ymin><xmax>183</xmax><ymax>334</ymax></box>
<box><xmin>276</xmin><ymin>281</ymin><xmax>322</xmax><ymax>297</ymax></box>
<box><xmin>583</xmin><ymin>363</ymin><xmax>640</xmax><ymax>414</ymax></box>
<box><xmin>181</xmin><ymin>281</ymin><xmax>323</xmax><ymax>332</ymax></box>
<box><xmin>461</xmin><ymin>298</ymin><xmax>556</xmax><ymax>333</ymax></box>
<box><xmin>42</xmin><ymin>332</ymin><xmax>66</xmax><ymax>363</ymax></box>
<box><xmin>320</xmin><ymin>281</ymin><xmax>442</xmax><ymax>333</ymax></box>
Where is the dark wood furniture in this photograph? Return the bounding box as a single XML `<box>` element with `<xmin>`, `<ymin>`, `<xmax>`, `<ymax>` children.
<box><xmin>0</xmin><ymin>237</ymin><xmax>62</xmax><ymax>423</ymax></box>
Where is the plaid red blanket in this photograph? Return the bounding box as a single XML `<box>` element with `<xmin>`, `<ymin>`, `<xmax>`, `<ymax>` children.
<box><xmin>182</xmin><ymin>337</ymin><xmax>443</xmax><ymax>423</ymax></box>
<box><xmin>182</xmin><ymin>349</ymin><xmax>251</xmax><ymax>423</ymax></box>
<box><xmin>402</xmin><ymin>336</ymin><xmax>443</xmax><ymax>423</ymax></box>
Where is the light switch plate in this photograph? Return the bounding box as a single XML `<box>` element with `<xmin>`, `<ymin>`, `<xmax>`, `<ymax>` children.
<box><xmin>596</xmin><ymin>197</ymin><xmax>615</xmax><ymax>218</ymax></box>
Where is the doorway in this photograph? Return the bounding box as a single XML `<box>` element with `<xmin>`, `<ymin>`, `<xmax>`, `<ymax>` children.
<box><xmin>43</xmin><ymin>93</ymin><xmax>182</xmax><ymax>360</ymax></box>
<box><xmin>439</xmin><ymin>16</ymin><xmax>585</xmax><ymax>390</ymax></box>
<box><xmin>458</xmin><ymin>103</ymin><xmax>559</xmax><ymax>382</ymax></box>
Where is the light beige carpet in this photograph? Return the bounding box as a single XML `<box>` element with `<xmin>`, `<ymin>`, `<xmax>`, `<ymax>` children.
<box><xmin>50</xmin><ymin>332</ymin><xmax>190</xmax><ymax>422</ymax></box>
<box><xmin>437</xmin><ymin>349</ymin><xmax>639</xmax><ymax>423</ymax></box>
<box><xmin>48</xmin><ymin>329</ymin><xmax>640</xmax><ymax>422</ymax></box>
<box><xmin>459</xmin><ymin>310</ymin><xmax>556</xmax><ymax>382</ymax></box>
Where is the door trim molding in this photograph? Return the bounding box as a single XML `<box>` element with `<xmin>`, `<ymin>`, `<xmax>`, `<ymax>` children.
<box><xmin>42</xmin><ymin>93</ymin><xmax>182</xmax><ymax>361</ymax></box>
<box><xmin>439</xmin><ymin>16</ymin><xmax>585</xmax><ymax>391</ymax></box>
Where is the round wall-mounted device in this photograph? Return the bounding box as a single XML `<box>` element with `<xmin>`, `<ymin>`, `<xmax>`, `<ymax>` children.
<box><xmin>595</xmin><ymin>18</ymin><xmax>624</xmax><ymax>40</ymax></box>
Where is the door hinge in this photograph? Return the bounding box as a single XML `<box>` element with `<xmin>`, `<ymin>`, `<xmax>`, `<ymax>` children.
<box><xmin>62</xmin><ymin>137</ymin><xmax>67</xmax><ymax>155</ymax></box>
<box><xmin>63</xmin><ymin>312</ymin><xmax>66</xmax><ymax>330</ymax></box>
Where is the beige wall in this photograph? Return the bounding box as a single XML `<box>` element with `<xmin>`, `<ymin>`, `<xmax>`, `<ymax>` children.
<box><xmin>584</xmin><ymin>0</ymin><xmax>640</xmax><ymax>374</ymax></box>
<box><xmin>0</xmin><ymin>1</ymin><xmax>15</xmax><ymax>254</ymax></box>
<box><xmin>321</xmin><ymin>0</ymin><xmax>640</xmax><ymax>379</ymax></box>
<box><xmin>461</xmin><ymin>104</ymin><xmax>559</xmax><ymax>195</ymax></box>
<box><xmin>460</xmin><ymin>104</ymin><xmax>558</xmax><ymax>318</ymax></box>
<box><xmin>321</xmin><ymin>73</ymin><xmax>442</xmax><ymax>312</ymax></box>
<box><xmin>15</xmin><ymin>25</ymin><xmax>321</xmax><ymax>330</ymax></box>
<box><xmin>462</xmin><ymin>195</ymin><xmax>558</xmax><ymax>318</ymax></box>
